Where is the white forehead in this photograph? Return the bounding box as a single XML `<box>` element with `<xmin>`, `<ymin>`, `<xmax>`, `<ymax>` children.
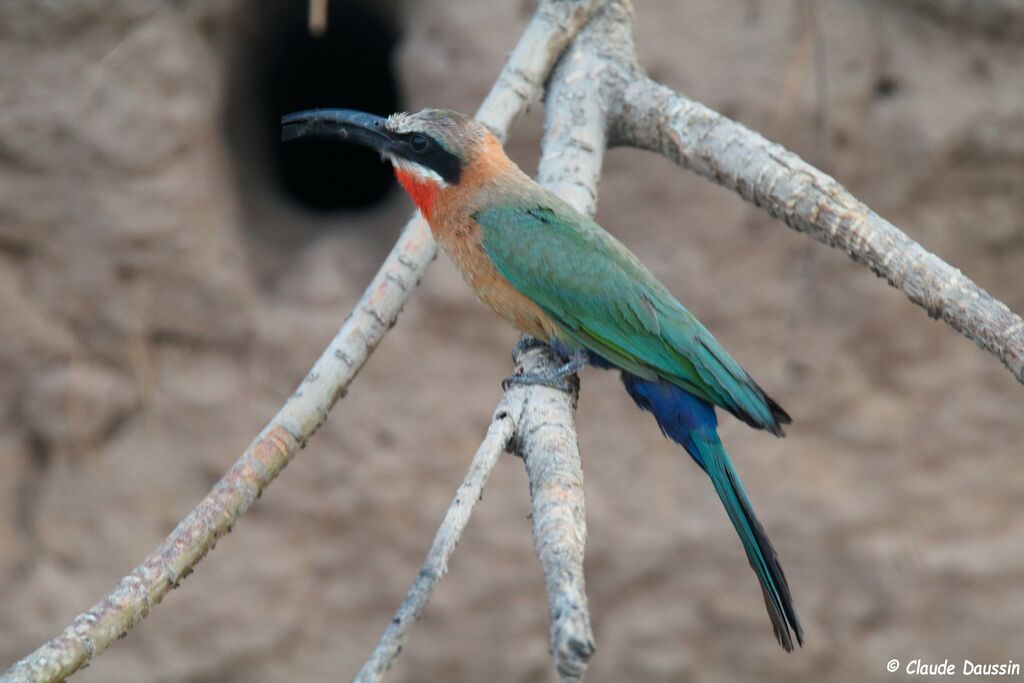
<box><xmin>385</xmin><ymin>112</ymin><xmax>418</xmax><ymax>134</ymax></box>
<box><xmin>385</xmin><ymin>109</ymin><xmax>477</xmax><ymax>138</ymax></box>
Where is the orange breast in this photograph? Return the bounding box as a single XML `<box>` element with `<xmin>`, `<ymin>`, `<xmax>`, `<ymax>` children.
<box><xmin>433</xmin><ymin>214</ymin><xmax>560</xmax><ymax>341</ymax></box>
<box><xmin>395</xmin><ymin>133</ymin><xmax>561</xmax><ymax>340</ymax></box>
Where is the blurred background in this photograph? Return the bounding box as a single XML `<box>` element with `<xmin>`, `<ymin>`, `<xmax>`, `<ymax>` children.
<box><xmin>2</xmin><ymin>1</ymin><xmax>1023</xmax><ymax>681</ymax></box>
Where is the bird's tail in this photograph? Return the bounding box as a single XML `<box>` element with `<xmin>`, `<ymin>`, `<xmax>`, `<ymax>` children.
<box><xmin>621</xmin><ymin>373</ymin><xmax>804</xmax><ymax>652</ymax></box>
<box><xmin>690</xmin><ymin>432</ymin><xmax>804</xmax><ymax>651</ymax></box>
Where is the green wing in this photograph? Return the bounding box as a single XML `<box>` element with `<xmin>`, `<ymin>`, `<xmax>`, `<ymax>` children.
<box><xmin>474</xmin><ymin>202</ymin><xmax>790</xmax><ymax>435</ymax></box>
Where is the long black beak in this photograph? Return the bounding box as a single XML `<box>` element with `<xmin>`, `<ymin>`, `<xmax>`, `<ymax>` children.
<box><xmin>281</xmin><ymin>109</ymin><xmax>392</xmax><ymax>153</ymax></box>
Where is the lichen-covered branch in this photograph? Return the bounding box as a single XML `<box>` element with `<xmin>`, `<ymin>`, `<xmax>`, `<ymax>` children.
<box><xmin>0</xmin><ymin>2</ymin><xmax>598</xmax><ymax>682</ymax></box>
<box><xmin>614</xmin><ymin>76</ymin><xmax>1024</xmax><ymax>385</ymax></box>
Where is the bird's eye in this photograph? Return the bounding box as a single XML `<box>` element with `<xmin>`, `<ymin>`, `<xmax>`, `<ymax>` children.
<box><xmin>409</xmin><ymin>134</ymin><xmax>430</xmax><ymax>153</ymax></box>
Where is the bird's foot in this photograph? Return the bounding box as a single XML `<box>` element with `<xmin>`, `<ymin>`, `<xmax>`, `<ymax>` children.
<box><xmin>502</xmin><ymin>370</ymin><xmax>575</xmax><ymax>393</ymax></box>
<box><xmin>511</xmin><ymin>335</ymin><xmax>548</xmax><ymax>359</ymax></box>
<box><xmin>501</xmin><ymin>350</ymin><xmax>589</xmax><ymax>394</ymax></box>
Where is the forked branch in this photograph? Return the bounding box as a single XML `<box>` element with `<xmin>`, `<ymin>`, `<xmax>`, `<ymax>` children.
<box><xmin>352</xmin><ymin>406</ymin><xmax>516</xmax><ymax>683</ymax></box>
<box><xmin>616</xmin><ymin>77</ymin><xmax>1024</xmax><ymax>384</ymax></box>
<box><xmin>355</xmin><ymin>2</ymin><xmax>1024</xmax><ymax>680</ymax></box>
<box><xmin>0</xmin><ymin>1</ymin><xmax>598</xmax><ymax>681</ymax></box>
<box><xmin>5</xmin><ymin>1</ymin><xmax>1023</xmax><ymax>682</ymax></box>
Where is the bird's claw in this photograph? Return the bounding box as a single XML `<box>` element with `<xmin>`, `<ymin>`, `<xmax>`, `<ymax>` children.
<box><xmin>512</xmin><ymin>335</ymin><xmax>548</xmax><ymax>359</ymax></box>
<box><xmin>502</xmin><ymin>346</ymin><xmax>588</xmax><ymax>393</ymax></box>
<box><xmin>502</xmin><ymin>370</ymin><xmax>576</xmax><ymax>394</ymax></box>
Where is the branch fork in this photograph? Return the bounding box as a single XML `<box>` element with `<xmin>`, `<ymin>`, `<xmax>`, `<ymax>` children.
<box><xmin>5</xmin><ymin>1</ymin><xmax>1023</xmax><ymax>682</ymax></box>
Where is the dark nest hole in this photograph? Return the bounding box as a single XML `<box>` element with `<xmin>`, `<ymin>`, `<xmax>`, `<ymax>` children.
<box><xmin>227</xmin><ymin>0</ymin><xmax>402</xmax><ymax>214</ymax></box>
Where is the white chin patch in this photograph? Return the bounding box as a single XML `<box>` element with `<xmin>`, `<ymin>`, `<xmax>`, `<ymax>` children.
<box><xmin>387</xmin><ymin>155</ymin><xmax>448</xmax><ymax>188</ymax></box>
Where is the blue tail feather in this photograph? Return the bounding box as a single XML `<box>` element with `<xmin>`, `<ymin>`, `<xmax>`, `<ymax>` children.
<box><xmin>622</xmin><ymin>372</ymin><xmax>804</xmax><ymax>651</ymax></box>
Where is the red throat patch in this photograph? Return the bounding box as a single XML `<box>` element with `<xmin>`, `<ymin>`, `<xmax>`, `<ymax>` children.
<box><xmin>394</xmin><ymin>168</ymin><xmax>440</xmax><ymax>219</ymax></box>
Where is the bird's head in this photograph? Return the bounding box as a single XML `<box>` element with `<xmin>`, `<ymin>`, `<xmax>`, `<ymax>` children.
<box><xmin>282</xmin><ymin>107</ymin><xmax>500</xmax><ymax>217</ymax></box>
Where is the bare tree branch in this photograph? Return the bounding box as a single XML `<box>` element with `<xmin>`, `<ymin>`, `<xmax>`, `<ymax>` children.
<box><xmin>0</xmin><ymin>211</ymin><xmax>438</xmax><ymax>683</ymax></box>
<box><xmin>478</xmin><ymin>0</ymin><xmax>601</xmax><ymax>137</ymax></box>
<box><xmin>353</xmin><ymin>333</ymin><xmax>591</xmax><ymax>683</ymax></box>
<box><xmin>539</xmin><ymin>0</ymin><xmax>1024</xmax><ymax>388</ymax></box>
<box><xmin>354</xmin><ymin>4</ymin><xmax>616</xmax><ymax>679</ymax></box>
<box><xmin>0</xmin><ymin>2</ymin><xmax>598</xmax><ymax>682</ymax></box>
<box><xmin>352</xmin><ymin>408</ymin><xmax>516</xmax><ymax>683</ymax></box>
<box><xmin>614</xmin><ymin>77</ymin><xmax>1024</xmax><ymax>385</ymax></box>
<box><xmin>508</xmin><ymin>7</ymin><xmax>646</xmax><ymax>676</ymax></box>
<box><xmin>6</xmin><ymin>1</ymin><xmax>1023</xmax><ymax>682</ymax></box>
<box><xmin>363</xmin><ymin>4</ymin><xmax>1024</xmax><ymax>678</ymax></box>
<box><xmin>508</xmin><ymin>345</ymin><xmax>592</xmax><ymax>682</ymax></box>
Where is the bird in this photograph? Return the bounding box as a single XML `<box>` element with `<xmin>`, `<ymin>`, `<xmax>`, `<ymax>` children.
<box><xmin>282</xmin><ymin>107</ymin><xmax>804</xmax><ymax>651</ymax></box>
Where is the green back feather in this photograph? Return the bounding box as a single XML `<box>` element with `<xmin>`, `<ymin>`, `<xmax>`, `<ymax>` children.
<box><xmin>474</xmin><ymin>200</ymin><xmax>789</xmax><ymax>434</ymax></box>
